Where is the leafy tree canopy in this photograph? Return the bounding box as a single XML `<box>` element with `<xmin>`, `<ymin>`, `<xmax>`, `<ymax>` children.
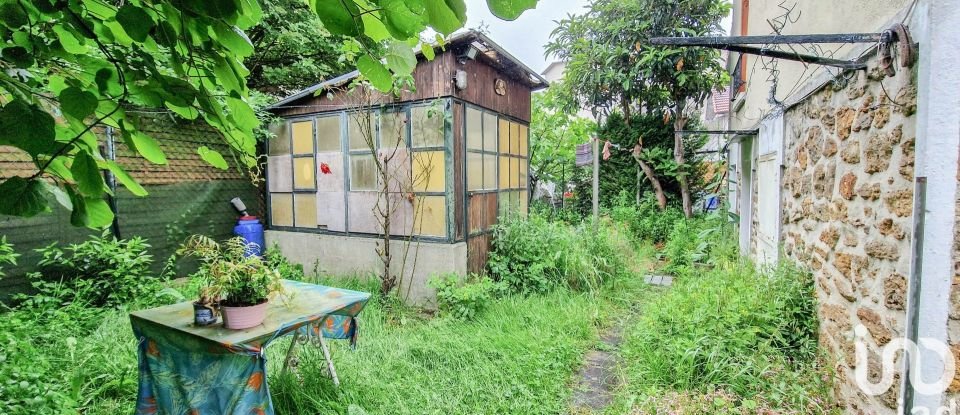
<box><xmin>528</xmin><ymin>82</ymin><xmax>595</xmax><ymax>191</ymax></box>
<box><xmin>0</xmin><ymin>0</ymin><xmax>539</xmax><ymax>227</ymax></box>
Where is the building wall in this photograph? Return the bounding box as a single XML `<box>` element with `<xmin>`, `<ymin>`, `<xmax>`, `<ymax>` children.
<box><xmin>778</xmin><ymin>52</ymin><xmax>916</xmax><ymax>413</ymax></box>
<box><xmin>728</xmin><ymin>0</ymin><xmax>911</xmax><ymax>130</ymax></box>
<box><xmin>265</xmin><ymin>230</ymin><xmax>467</xmax><ymax>305</ymax></box>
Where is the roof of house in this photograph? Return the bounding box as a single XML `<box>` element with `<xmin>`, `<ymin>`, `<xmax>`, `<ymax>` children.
<box><xmin>268</xmin><ymin>30</ymin><xmax>548</xmax><ymax>110</ymax></box>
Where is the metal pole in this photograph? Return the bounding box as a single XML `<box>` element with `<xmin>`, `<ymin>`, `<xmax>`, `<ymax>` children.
<box><xmin>592</xmin><ymin>136</ymin><xmax>599</xmax><ymax>232</ymax></box>
<box><xmin>103</xmin><ymin>126</ymin><xmax>121</xmax><ymax>239</ymax></box>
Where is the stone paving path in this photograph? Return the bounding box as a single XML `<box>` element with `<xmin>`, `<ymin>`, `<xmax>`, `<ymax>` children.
<box><xmin>569</xmin><ymin>274</ymin><xmax>672</xmax><ymax>413</ymax></box>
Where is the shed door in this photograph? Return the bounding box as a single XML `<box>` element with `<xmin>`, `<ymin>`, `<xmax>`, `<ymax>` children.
<box><xmin>755</xmin><ymin>114</ymin><xmax>784</xmax><ymax>266</ymax></box>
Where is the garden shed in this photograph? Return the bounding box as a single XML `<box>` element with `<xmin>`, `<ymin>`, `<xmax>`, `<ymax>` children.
<box><xmin>265</xmin><ymin>31</ymin><xmax>547</xmax><ymax>302</ymax></box>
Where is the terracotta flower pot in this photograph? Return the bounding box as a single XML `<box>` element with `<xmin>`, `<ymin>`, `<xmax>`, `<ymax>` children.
<box><xmin>221</xmin><ymin>301</ymin><xmax>268</xmax><ymax>329</ymax></box>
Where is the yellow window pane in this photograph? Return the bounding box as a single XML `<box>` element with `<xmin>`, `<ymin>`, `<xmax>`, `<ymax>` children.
<box><xmin>483</xmin><ymin>153</ymin><xmax>496</xmax><ymax>190</ymax></box>
<box><xmin>380</xmin><ymin>110</ymin><xmax>407</xmax><ymax>150</ymax></box>
<box><xmin>270</xmin><ymin>193</ymin><xmax>293</xmax><ymax>227</ymax></box>
<box><xmin>350</xmin><ymin>154</ymin><xmax>376</xmax><ymax>190</ymax></box>
<box><xmin>498</xmin><ymin>118</ymin><xmax>510</xmax><ymax>153</ymax></box>
<box><xmin>510</xmin><ymin>122</ymin><xmax>520</xmax><ymax>156</ymax></box>
<box><xmin>411</xmin><ymin>106</ymin><xmax>444</xmax><ymax>147</ymax></box>
<box><xmin>292</xmin><ymin>121</ymin><xmax>313</xmax><ymax>154</ymax></box>
<box><xmin>414</xmin><ymin>195</ymin><xmax>446</xmax><ymax>237</ymax></box>
<box><xmin>467</xmin><ymin>152</ymin><xmax>483</xmax><ymax>191</ymax></box>
<box><xmin>293</xmin><ymin>157</ymin><xmax>315</xmax><ymax>189</ymax></box>
<box><xmin>498</xmin><ymin>155</ymin><xmax>510</xmax><ymax>189</ymax></box>
<box><xmin>483</xmin><ymin>112</ymin><xmax>498</xmax><ymax>152</ymax></box>
<box><xmin>294</xmin><ymin>193</ymin><xmax>318</xmax><ymax>228</ymax></box>
<box><xmin>316</xmin><ymin>116</ymin><xmax>341</xmax><ymax>152</ymax></box>
<box><xmin>520</xmin><ymin>191</ymin><xmax>528</xmax><ymax>217</ymax></box>
<box><xmin>348</xmin><ymin>111</ymin><xmax>376</xmax><ymax>150</ymax></box>
<box><xmin>510</xmin><ymin>157</ymin><xmax>519</xmax><ymax>189</ymax></box>
<box><xmin>268</xmin><ymin>122</ymin><xmax>290</xmax><ymax>155</ymax></box>
<box><xmin>519</xmin><ymin>158</ymin><xmax>528</xmax><ymax>188</ymax></box>
<box><xmin>413</xmin><ymin>151</ymin><xmax>445</xmax><ymax>192</ymax></box>
<box><xmin>519</xmin><ymin>124</ymin><xmax>528</xmax><ymax>156</ymax></box>
<box><xmin>466</xmin><ymin>107</ymin><xmax>483</xmax><ymax>150</ymax></box>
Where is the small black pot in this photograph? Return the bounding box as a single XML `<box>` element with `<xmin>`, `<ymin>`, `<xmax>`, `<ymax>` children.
<box><xmin>193</xmin><ymin>302</ymin><xmax>218</xmax><ymax>326</ymax></box>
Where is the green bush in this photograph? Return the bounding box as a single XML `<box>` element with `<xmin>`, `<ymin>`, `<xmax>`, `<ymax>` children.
<box><xmin>619</xmin><ymin>258</ymin><xmax>828</xmax><ymax>410</ymax></box>
<box><xmin>429</xmin><ymin>274</ymin><xmax>497</xmax><ymax>320</ymax></box>
<box><xmin>609</xmin><ymin>192</ymin><xmax>684</xmax><ymax>244</ymax></box>
<box><xmin>487</xmin><ymin>212</ymin><xmax>633</xmax><ymax>294</ymax></box>
<box><xmin>24</xmin><ymin>231</ymin><xmax>162</xmax><ymax>309</ymax></box>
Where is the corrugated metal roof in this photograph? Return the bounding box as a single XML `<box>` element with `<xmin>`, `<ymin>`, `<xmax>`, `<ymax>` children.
<box><xmin>267</xmin><ymin>70</ymin><xmax>359</xmax><ymax>110</ymax></box>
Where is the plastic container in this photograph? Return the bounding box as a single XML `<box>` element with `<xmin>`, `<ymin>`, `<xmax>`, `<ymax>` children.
<box><xmin>233</xmin><ymin>216</ymin><xmax>265</xmax><ymax>257</ymax></box>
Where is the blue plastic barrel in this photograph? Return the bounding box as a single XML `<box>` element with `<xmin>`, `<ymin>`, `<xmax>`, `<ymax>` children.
<box><xmin>233</xmin><ymin>216</ymin><xmax>265</xmax><ymax>257</ymax></box>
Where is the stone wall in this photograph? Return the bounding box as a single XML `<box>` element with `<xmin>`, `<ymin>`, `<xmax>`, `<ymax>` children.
<box><xmin>779</xmin><ymin>54</ymin><xmax>917</xmax><ymax>413</ymax></box>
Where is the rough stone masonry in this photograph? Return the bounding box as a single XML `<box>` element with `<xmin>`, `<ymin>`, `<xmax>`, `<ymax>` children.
<box><xmin>779</xmin><ymin>53</ymin><xmax>917</xmax><ymax>414</ymax></box>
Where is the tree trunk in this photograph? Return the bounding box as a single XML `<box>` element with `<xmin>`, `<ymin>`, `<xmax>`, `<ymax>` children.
<box><xmin>633</xmin><ymin>152</ymin><xmax>667</xmax><ymax>210</ymax></box>
<box><xmin>674</xmin><ymin>115</ymin><xmax>693</xmax><ymax>218</ymax></box>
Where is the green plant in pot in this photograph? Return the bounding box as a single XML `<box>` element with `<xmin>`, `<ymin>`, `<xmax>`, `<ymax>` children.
<box><xmin>179</xmin><ymin>236</ymin><xmax>284</xmax><ymax>329</ymax></box>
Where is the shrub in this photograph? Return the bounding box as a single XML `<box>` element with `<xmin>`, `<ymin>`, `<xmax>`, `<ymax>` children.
<box><xmin>487</xmin><ymin>212</ymin><xmax>632</xmax><ymax>294</ymax></box>
<box><xmin>265</xmin><ymin>244</ymin><xmax>305</xmax><ymax>280</ymax></box>
<box><xmin>24</xmin><ymin>231</ymin><xmax>161</xmax><ymax>309</ymax></box>
<box><xmin>429</xmin><ymin>274</ymin><xmax>496</xmax><ymax>320</ymax></box>
<box><xmin>609</xmin><ymin>192</ymin><xmax>684</xmax><ymax>244</ymax></box>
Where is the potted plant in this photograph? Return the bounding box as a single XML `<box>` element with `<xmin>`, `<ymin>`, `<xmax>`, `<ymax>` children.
<box><xmin>179</xmin><ymin>236</ymin><xmax>283</xmax><ymax>329</ymax></box>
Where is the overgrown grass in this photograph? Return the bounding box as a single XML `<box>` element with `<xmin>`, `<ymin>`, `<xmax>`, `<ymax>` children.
<box><xmin>608</xmin><ymin>259</ymin><xmax>838</xmax><ymax>414</ymax></box>
<box><xmin>267</xmin><ymin>274</ymin><xmax>648</xmax><ymax>414</ymax></box>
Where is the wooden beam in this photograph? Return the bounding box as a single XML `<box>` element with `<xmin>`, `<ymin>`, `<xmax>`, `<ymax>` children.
<box><xmin>650</xmin><ymin>32</ymin><xmax>889</xmax><ymax>46</ymax></box>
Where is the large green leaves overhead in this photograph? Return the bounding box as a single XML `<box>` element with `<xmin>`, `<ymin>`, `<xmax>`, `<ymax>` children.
<box><xmin>486</xmin><ymin>0</ymin><xmax>538</xmax><ymax>20</ymax></box>
<box><xmin>312</xmin><ymin>0</ymin><xmax>364</xmax><ymax>36</ymax></box>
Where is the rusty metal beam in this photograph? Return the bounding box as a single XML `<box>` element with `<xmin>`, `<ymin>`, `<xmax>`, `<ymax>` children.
<box><xmin>716</xmin><ymin>44</ymin><xmax>866</xmax><ymax>70</ymax></box>
<box><xmin>650</xmin><ymin>32</ymin><xmax>890</xmax><ymax>46</ymax></box>
<box><xmin>678</xmin><ymin>130</ymin><xmax>757</xmax><ymax>135</ymax></box>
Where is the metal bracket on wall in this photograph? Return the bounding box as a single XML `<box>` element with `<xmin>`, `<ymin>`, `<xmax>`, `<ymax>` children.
<box><xmin>650</xmin><ymin>25</ymin><xmax>916</xmax><ymax>71</ymax></box>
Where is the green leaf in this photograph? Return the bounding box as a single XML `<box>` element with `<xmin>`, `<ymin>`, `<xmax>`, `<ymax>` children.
<box><xmin>421</xmin><ymin>43</ymin><xmax>435</xmax><ymax>60</ymax></box>
<box><xmin>71</xmin><ymin>150</ymin><xmax>106</xmax><ymax>197</ymax></box>
<box><xmin>0</xmin><ymin>2</ymin><xmax>27</xmax><ymax>28</ymax></box>
<box><xmin>101</xmin><ymin>160</ymin><xmax>148</xmax><ymax>196</ymax></box>
<box><xmin>0</xmin><ymin>177</ymin><xmax>50</xmax><ymax>217</ymax></box>
<box><xmin>312</xmin><ymin>0</ymin><xmax>363</xmax><ymax>36</ymax></box>
<box><xmin>0</xmin><ymin>99</ymin><xmax>57</xmax><ymax>156</ymax></box>
<box><xmin>357</xmin><ymin>55</ymin><xmax>393</xmax><ymax>92</ymax></box>
<box><xmin>59</xmin><ymin>87</ymin><xmax>98</xmax><ymax>120</ymax></box>
<box><xmin>384</xmin><ymin>41</ymin><xmax>417</xmax><ymax>75</ymax></box>
<box><xmin>486</xmin><ymin>0</ymin><xmax>538</xmax><ymax>20</ymax></box>
<box><xmin>2</xmin><ymin>46</ymin><xmax>33</xmax><ymax>67</ymax></box>
<box><xmin>423</xmin><ymin>0</ymin><xmax>467</xmax><ymax>35</ymax></box>
<box><xmin>53</xmin><ymin>25</ymin><xmax>87</xmax><ymax>54</ymax></box>
<box><xmin>41</xmin><ymin>181</ymin><xmax>73</xmax><ymax>211</ymax></box>
<box><xmin>213</xmin><ymin>24</ymin><xmax>254</xmax><ymax>58</ymax></box>
<box><xmin>380</xmin><ymin>0</ymin><xmax>423</xmax><ymax>38</ymax></box>
<box><xmin>116</xmin><ymin>4</ymin><xmax>155</xmax><ymax>42</ymax></box>
<box><xmin>83</xmin><ymin>197</ymin><xmax>114</xmax><ymax>229</ymax></box>
<box><xmin>361</xmin><ymin>12</ymin><xmax>391</xmax><ymax>42</ymax></box>
<box><xmin>122</xmin><ymin>128</ymin><xmax>168</xmax><ymax>165</ymax></box>
<box><xmin>227</xmin><ymin>97</ymin><xmax>257</xmax><ymax>133</ymax></box>
<box><xmin>65</xmin><ymin>185</ymin><xmax>87</xmax><ymax>227</ymax></box>
<box><xmin>197</xmin><ymin>146</ymin><xmax>229</xmax><ymax>170</ymax></box>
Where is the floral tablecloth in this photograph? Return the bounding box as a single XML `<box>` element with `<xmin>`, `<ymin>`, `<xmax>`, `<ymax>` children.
<box><xmin>129</xmin><ymin>280</ymin><xmax>370</xmax><ymax>415</ymax></box>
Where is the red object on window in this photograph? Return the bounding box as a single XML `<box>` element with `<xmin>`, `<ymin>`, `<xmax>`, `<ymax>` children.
<box><xmin>320</xmin><ymin>162</ymin><xmax>331</xmax><ymax>174</ymax></box>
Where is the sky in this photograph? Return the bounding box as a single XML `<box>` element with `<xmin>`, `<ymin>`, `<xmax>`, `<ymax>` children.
<box><xmin>462</xmin><ymin>0</ymin><xmax>592</xmax><ymax>74</ymax></box>
<box><xmin>460</xmin><ymin>1</ymin><xmax>734</xmax><ymax>74</ymax></box>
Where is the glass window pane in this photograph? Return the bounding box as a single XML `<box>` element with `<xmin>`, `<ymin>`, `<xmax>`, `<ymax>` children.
<box><xmin>519</xmin><ymin>158</ymin><xmax>528</xmax><ymax>188</ymax></box>
<box><xmin>519</xmin><ymin>124</ymin><xmax>528</xmax><ymax>156</ymax></box>
<box><xmin>316</xmin><ymin>115</ymin><xmax>341</xmax><ymax>152</ymax></box>
<box><xmin>466</xmin><ymin>107</ymin><xmax>483</xmax><ymax>150</ymax></box>
<box><xmin>350</xmin><ymin>154</ymin><xmax>376</xmax><ymax>190</ymax></box>
<box><xmin>520</xmin><ymin>191</ymin><xmax>528</xmax><ymax>217</ymax></box>
<box><xmin>268</xmin><ymin>122</ymin><xmax>290</xmax><ymax>155</ymax></box>
<box><xmin>380</xmin><ymin>110</ymin><xmax>407</xmax><ymax>150</ymax></box>
<box><xmin>483</xmin><ymin>153</ymin><xmax>496</xmax><ymax>190</ymax></box>
<box><xmin>293</xmin><ymin>157</ymin><xmax>315</xmax><ymax>189</ymax></box>
<box><xmin>510</xmin><ymin>122</ymin><xmax>520</xmax><ymax>156</ymax></box>
<box><xmin>292</xmin><ymin>121</ymin><xmax>313</xmax><ymax>154</ymax></box>
<box><xmin>498</xmin><ymin>155</ymin><xmax>510</xmax><ymax>189</ymax></box>
<box><xmin>510</xmin><ymin>191</ymin><xmax>519</xmax><ymax>211</ymax></box>
<box><xmin>483</xmin><ymin>112</ymin><xmax>498</xmax><ymax>153</ymax></box>
<box><xmin>348</xmin><ymin>111</ymin><xmax>376</xmax><ymax>150</ymax></box>
<box><xmin>270</xmin><ymin>193</ymin><xmax>293</xmax><ymax>227</ymax></box>
<box><xmin>294</xmin><ymin>193</ymin><xmax>318</xmax><ymax>228</ymax></box>
<box><xmin>413</xmin><ymin>151</ymin><xmax>445</xmax><ymax>192</ymax></box>
<box><xmin>467</xmin><ymin>152</ymin><xmax>483</xmax><ymax>191</ymax></box>
<box><xmin>510</xmin><ymin>157</ymin><xmax>519</xmax><ymax>188</ymax></box>
<box><xmin>498</xmin><ymin>118</ymin><xmax>510</xmax><ymax>153</ymax></box>
<box><xmin>498</xmin><ymin>191</ymin><xmax>511</xmax><ymax>214</ymax></box>
<box><xmin>414</xmin><ymin>195</ymin><xmax>446</xmax><ymax>237</ymax></box>
<box><xmin>411</xmin><ymin>105</ymin><xmax>444</xmax><ymax>147</ymax></box>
